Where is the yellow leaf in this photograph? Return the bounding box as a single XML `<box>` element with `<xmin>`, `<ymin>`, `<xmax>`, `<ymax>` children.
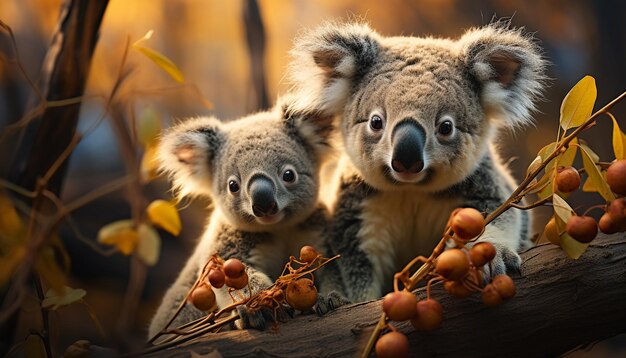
<box><xmin>42</xmin><ymin>286</ymin><xmax>86</xmax><ymax>310</ymax></box>
<box><xmin>98</xmin><ymin>220</ymin><xmax>139</xmax><ymax>255</ymax></box>
<box><xmin>560</xmin><ymin>76</ymin><xmax>597</xmax><ymax>130</ymax></box>
<box><xmin>537</xmin><ymin>142</ymin><xmax>557</xmax><ymax>173</ymax></box>
<box><xmin>609</xmin><ymin>113</ymin><xmax>626</xmax><ymax>160</ymax></box>
<box><xmin>553</xmin><ymin>213</ymin><xmax>590</xmax><ymax>259</ymax></box>
<box><xmin>0</xmin><ymin>194</ymin><xmax>25</xmax><ymax>242</ymax></box>
<box><xmin>580</xmin><ymin>145</ymin><xmax>615</xmax><ymax>202</ymax></box>
<box><xmin>137</xmin><ymin>224</ymin><xmax>161</xmax><ymax>266</ymax></box>
<box><xmin>138</xmin><ymin>108</ymin><xmax>161</xmax><ymax>147</ymax></box>
<box><xmin>25</xmin><ymin>334</ymin><xmax>47</xmax><ymax>358</ymax></box>
<box><xmin>0</xmin><ymin>246</ymin><xmax>26</xmax><ymax>287</ymax></box>
<box><xmin>133</xmin><ymin>30</ymin><xmax>184</xmax><ymax>84</ymax></box>
<box><xmin>141</xmin><ymin>144</ymin><xmax>160</xmax><ymax>183</ymax></box>
<box><xmin>147</xmin><ymin>200</ymin><xmax>181</xmax><ymax>236</ymax></box>
<box><xmin>552</xmin><ymin>194</ymin><xmax>574</xmax><ymax>224</ymax></box>
<box><xmin>557</xmin><ymin>138</ymin><xmax>578</xmax><ymax>168</ymax></box>
<box><xmin>582</xmin><ymin>175</ymin><xmax>597</xmax><ymax>192</ymax></box>
<box><xmin>526</xmin><ymin>155</ymin><xmax>542</xmax><ymax>177</ymax></box>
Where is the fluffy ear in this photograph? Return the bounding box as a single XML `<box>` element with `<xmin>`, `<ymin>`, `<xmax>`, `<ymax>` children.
<box><xmin>457</xmin><ymin>21</ymin><xmax>547</xmax><ymax>128</ymax></box>
<box><xmin>158</xmin><ymin>117</ymin><xmax>224</xmax><ymax>198</ymax></box>
<box><xmin>280</xmin><ymin>94</ymin><xmax>334</xmax><ymax>160</ymax></box>
<box><xmin>288</xmin><ymin>22</ymin><xmax>380</xmax><ymax>115</ymax></box>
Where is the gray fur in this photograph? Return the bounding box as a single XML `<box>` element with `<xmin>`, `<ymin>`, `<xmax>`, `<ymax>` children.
<box><xmin>288</xmin><ymin>20</ymin><xmax>546</xmax><ymax>301</ymax></box>
<box><xmin>148</xmin><ymin>97</ymin><xmax>332</xmax><ymax>338</ymax></box>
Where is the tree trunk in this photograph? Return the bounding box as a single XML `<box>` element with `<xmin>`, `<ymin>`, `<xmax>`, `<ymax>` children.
<box><xmin>146</xmin><ymin>233</ymin><xmax>626</xmax><ymax>357</ymax></box>
<box><xmin>243</xmin><ymin>0</ymin><xmax>269</xmax><ymax>111</ymax></box>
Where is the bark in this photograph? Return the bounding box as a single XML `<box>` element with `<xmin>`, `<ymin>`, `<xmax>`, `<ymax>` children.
<box><xmin>243</xmin><ymin>0</ymin><xmax>269</xmax><ymax>111</ymax></box>
<box><xmin>146</xmin><ymin>233</ymin><xmax>626</xmax><ymax>358</ymax></box>
<box><xmin>11</xmin><ymin>0</ymin><xmax>109</xmax><ymax>196</ymax></box>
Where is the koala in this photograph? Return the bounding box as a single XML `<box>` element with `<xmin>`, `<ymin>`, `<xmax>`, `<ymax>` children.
<box><xmin>148</xmin><ymin>97</ymin><xmax>333</xmax><ymax>338</ymax></box>
<box><xmin>287</xmin><ymin>21</ymin><xmax>546</xmax><ymax>302</ymax></box>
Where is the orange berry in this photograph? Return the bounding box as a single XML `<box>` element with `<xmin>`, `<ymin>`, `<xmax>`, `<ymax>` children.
<box><xmin>606</xmin><ymin>160</ymin><xmax>626</xmax><ymax>195</ymax></box>
<box><xmin>375</xmin><ymin>331</ymin><xmax>409</xmax><ymax>358</ymax></box>
<box><xmin>607</xmin><ymin>198</ymin><xmax>626</xmax><ymax>224</ymax></box>
<box><xmin>565</xmin><ymin>216</ymin><xmax>598</xmax><ymax>243</ymax></box>
<box><xmin>299</xmin><ymin>246</ymin><xmax>319</xmax><ymax>263</ymax></box>
<box><xmin>189</xmin><ymin>283</ymin><xmax>216</xmax><ymax>311</ymax></box>
<box><xmin>225</xmin><ymin>271</ymin><xmax>248</xmax><ymax>290</ymax></box>
<box><xmin>469</xmin><ymin>242</ymin><xmax>496</xmax><ymax>267</ymax></box>
<box><xmin>598</xmin><ymin>213</ymin><xmax>619</xmax><ymax>234</ymax></box>
<box><xmin>411</xmin><ymin>299</ymin><xmax>443</xmax><ymax>331</ymax></box>
<box><xmin>481</xmin><ymin>284</ymin><xmax>503</xmax><ymax>307</ymax></box>
<box><xmin>451</xmin><ymin>208</ymin><xmax>485</xmax><ymax>240</ymax></box>
<box><xmin>544</xmin><ymin>217</ymin><xmax>561</xmax><ymax>245</ymax></box>
<box><xmin>443</xmin><ymin>280</ymin><xmax>473</xmax><ymax>298</ymax></box>
<box><xmin>208</xmin><ymin>269</ymin><xmax>225</xmax><ymax>288</ymax></box>
<box><xmin>491</xmin><ymin>274</ymin><xmax>516</xmax><ymax>301</ymax></box>
<box><xmin>223</xmin><ymin>258</ymin><xmax>246</xmax><ymax>279</ymax></box>
<box><xmin>436</xmin><ymin>249</ymin><xmax>470</xmax><ymax>281</ymax></box>
<box><xmin>555</xmin><ymin>166</ymin><xmax>581</xmax><ymax>193</ymax></box>
<box><xmin>382</xmin><ymin>291</ymin><xmax>418</xmax><ymax>321</ymax></box>
<box><xmin>285</xmin><ymin>278</ymin><xmax>318</xmax><ymax>311</ymax></box>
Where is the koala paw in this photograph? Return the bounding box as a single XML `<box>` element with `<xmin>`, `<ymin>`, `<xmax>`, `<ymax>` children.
<box><xmin>482</xmin><ymin>243</ymin><xmax>522</xmax><ymax>279</ymax></box>
<box><xmin>236</xmin><ymin>304</ymin><xmax>295</xmax><ymax>330</ymax></box>
<box><xmin>314</xmin><ymin>291</ymin><xmax>352</xmax><ymax>316</ymax></box>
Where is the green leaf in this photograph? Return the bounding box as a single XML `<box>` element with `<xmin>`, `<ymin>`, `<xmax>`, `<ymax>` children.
<box><xmin>609</xmin><ymin>113</ymin><xmax>626</xmax><ymax>160</ymax></box>
<box><xmin>560</xmin><ymin>76</ymin><xmax>597</xmax><ymax>130</ymax></box>
<box><xmin>580</xmin><ymin>145</ymin><xmax>615</xmax><ymax>202</ymax></box>
<box><xmin>42</xmin><ymin>286</ymin><xmax>86</xmax><ymax>310</ymax></box>
<box><xmin>133</xmin><ymin>30</ymin><xmax>184</xmax><ymax>83</ymax></box>
<box><xmin>138</xmin><ymin>107</ymin><xmax>161</xmax><ymax>147</ymax></box>
<box><xmin>137</xmin><ymin>223</ymin><xmax>161</xmax><ymax>266</ymax></box>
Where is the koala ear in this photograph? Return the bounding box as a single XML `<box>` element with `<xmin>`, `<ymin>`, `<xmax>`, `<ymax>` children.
<box><xmin>458</xmin><ymin>21</ymin><xmax>547</xmax><ymax>128</ymax></box>
<box><xmin>288</xmin><ymin>22</ymin><xmax>380</xmax><ymax>115</ymax></box>
<box><xmin>280</xmin><ymin>95</ymin><xmax>334</xmax><ymax>159</ymax></box>
<box><xmin>158</xmin><ymin>117</ymin><xmax>224</xmax><ymax>198</ymax></box>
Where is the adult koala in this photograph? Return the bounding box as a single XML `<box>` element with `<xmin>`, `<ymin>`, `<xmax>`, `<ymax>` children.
<box><xmin>288</xmin><ymin>21</ymin><xmax>546</xmax><ymax>302</ymax></box>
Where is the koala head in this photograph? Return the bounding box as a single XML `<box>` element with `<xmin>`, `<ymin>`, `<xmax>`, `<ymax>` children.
<box><xmin>289</xmin><ymin>21</ymin><xmax>546</xmax><ymax>192</ymax></box>
<box><xmin>158</xmin><ymin>97</ymin><xmax>332</xmax><ymax>231</ymax></box>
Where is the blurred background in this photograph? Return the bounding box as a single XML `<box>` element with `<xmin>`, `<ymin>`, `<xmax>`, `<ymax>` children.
<box><xmin>1</xmin><ymin>0</ymin><xmax>625</xmax><ymax>356</ymax></box>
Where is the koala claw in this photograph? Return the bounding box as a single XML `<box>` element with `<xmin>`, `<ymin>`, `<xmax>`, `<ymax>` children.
<box><xmin>315</xmin><ymin>291</ymin><xmax>351</xmax><ymax>316</ymax></box>
<box><xmin>236</xmin><ymin>305</ymin><xmax>274</xmax><ymax>330</ymax></box>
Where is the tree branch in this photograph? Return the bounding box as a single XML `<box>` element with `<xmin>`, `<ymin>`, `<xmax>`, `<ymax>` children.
<box><xmin>144</xmin><ymin>233</ymin><xmax>626</xmax><ymax>358</ymax></box>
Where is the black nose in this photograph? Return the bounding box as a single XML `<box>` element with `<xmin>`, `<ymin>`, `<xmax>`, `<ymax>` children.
<box><xmin>391</xmin><ymin>120</ymin><xmax>425</xmax><ymax>174</ymax></box>
<box><xmin>249</xmin><ymin>175</ymin><xmax>278</xmax><ymax>217</ymax></box>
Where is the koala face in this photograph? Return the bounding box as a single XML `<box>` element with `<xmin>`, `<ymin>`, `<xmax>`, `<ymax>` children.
<box><xmin>289</xmin><ymin>21</ymin><xmax>545</xmax><ymax>192</ymax></box>
<box><xmin>159</xmin><ymin>99</ymin><xmax>332</xmax><ymax>231</ymax></box>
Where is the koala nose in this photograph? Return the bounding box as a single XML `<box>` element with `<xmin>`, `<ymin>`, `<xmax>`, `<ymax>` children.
<box><xmin>391</xmin><ymin>120</ymin><xmax>425</xmax><ymax>174</ymax></box>
<box><xmin>249</xmin><ymin>175</ymin><xmax>278</xmax><ymax>217</ymax></box>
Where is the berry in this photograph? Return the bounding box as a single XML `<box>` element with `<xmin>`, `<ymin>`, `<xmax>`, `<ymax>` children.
<box><xmin>189</xmin><ymin>283</ymin><xmax>216</xmax><ymax>311</ymax></box>
<box><xmin>566</xmin><ymin>216</ymin><xmax>598</xmax><ymax>243</ymax></box>
<box><xmin>299</xmin><ymin>246</ymin><xmax>318</xmax><ymax>263</ymax></box>
<box><xmin>225</xmin><ymin>272</ymin><xmax>248</xmax><ymax>290</ymax></box>
<box><xmin>411</xmin><ymin>299</ymin><xmax>443</xmax><ymax>331</ymax></box>
<box><xmin>285</xmin><ymin>278</ymin><xmax>318</xmax><ymax>311</ymax></box>
<box><xmin>607</xmin><ymin>198</ymin><xmax>626</xmax><ymax>224</ymax></box>
<box><xmin>443</xmin><ymin>280</ymin><xmax>473</xmax><ymax>298</ymax></box>
<box><xmin>451</xmin><ymin>208</ymin><xmax>485</xmax><ymax>240</ymax></box>
<box><xmin>481</xmin><ymin>284</ymin><xmax>503</xmax><ymax>307</ymax></box>
<box><xmin>375</xmin><ymin>331</ymin><xmax>409</xmax><ymax>358</ymax></box>
<box><xmin>223</xmin><ymin>258</ymin><xmax>246</xmax><ymax>279</ymax></box>
<box><xmin>598</xmin><ymin>213</ymin><xmax>619</xmax><ymax>234</ymax></box>
<box><xmin>382</xmin><ymin>291</ymin><xmax>418</xmax><ymax>321</ymax></box>
<box><xmin>606</xmin><ymin>160</ymin><xmax>626</xmax><ymax>195</ymax></box>
<box><xmin>208</xmin><ymin>269</ymin><xmax>225</xmax><ymax>288</ymax></box>
<box><xmin>544</xmin><ymin>217</ymin><xmax>561</xmax><ymax>245</ymax></box>
<box><xmin>491</xmin><ymin>275</ymin><xmax>516</xmax><ymax>300</ymax></box>
<box><xmin>555</xmin><ymin>166</ymin><xmax>581</xmax><ymax>193</ymax></box>
<box><xmin>436</xmin><ymin>249</ymin><xmax>470</xmax><ymax>281</ymax></box>
<box><xmin>469</xmin><ymin>242</ymin><xmax>496</xmax><ymax>267</ymax></box>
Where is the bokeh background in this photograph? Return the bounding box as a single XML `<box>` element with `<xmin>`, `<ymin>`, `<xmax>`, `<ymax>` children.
<box><xmin>1</xmin><ymin>0</ymin><xmax>625</xmax><ymax>356</ymax></box>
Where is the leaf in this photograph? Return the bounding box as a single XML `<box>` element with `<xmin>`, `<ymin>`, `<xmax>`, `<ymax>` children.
<box><xmin>0</xmin><ymin>193</ymin><xmax>25</xmax><ymax>243</ymax></box>
<box><xmin>557</xmin><ymin>138</ymin><xmax>578</xmax><ymax>168</ymax></box>
<box><xmin>147</xmin><ymin>200</ymin><xmax>181</xmax><ymax>236</ymax></box>
<box><xmin>42</xmin><ymin>286</ymin><xmax>86</xmax><ymax>310</ymax></box>
<box><xmin>133</xmin><ymin>30</ymin><xmax>184</xmax><ymax>83</ymax></box>
<box><xmin>550</xmin><ymin>201</ymin><xmax>590</xmax><ymax>259</ymax></box>
<box><xmin>559</xmin><ymin>231</ymin><xmax>590</xmax><ymax>259</ymax></box>
<box><xmin>537</xmin><ymin>141</ymin><xmax>558</xmax><ymax>173</ymax></box>
<box><xmin>138</xmin><ymin>108</ymin><xmax>161</xmax><ymax>147</ymax></box>
<box><xmin>137</xmin><ymin>223</ymin><xmax>161</xmax><ymax>266</ymax></box>
<box><xmin>141</xmin><ymin>144</ymin><xmax>160</xmax><ymax>183</ymax></box>
<box><xmin>526</xmin><ymin>155</ymin><xmax>542</xmax><ymax>177</ymax></box>
<box><xmin>560</xmin><ymin>76</ymin><xmax>597</xmax><ymax>130</ymax></box>
<box><xmin>609</xmin><ymin>113</ymin><xmax>626</xmax><ymax>160</ymax></box>
<box><xmin>580</xmin><ymin>145</ymin><xmax>615</xmax><ymax>202</ymax></box>
<box><xmin>552</xmin><ymin>194</ymin><xmax>574</xmax><ymax>224</ymax></box>
<box><xmin>0</xmin><ymin>246</ymin><xmax>26</xmax><ymax>287</ymax></box>
<box><xmin>97</xmin><ymin>220</ymin><xmax>139</xmax><ymax>255</ymax></box>
<box><xmin>25</xmin><ymin>334</ymin><xmax>47</xmax><ymax>358</ymax></box>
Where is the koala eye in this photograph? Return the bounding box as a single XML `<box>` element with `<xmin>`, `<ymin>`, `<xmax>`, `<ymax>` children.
<box><xmin>369</xmin><ymin>114</ymin><xmax>385</xmax><ymax>131</ymax></box>
<box><xmin>437</xmin><ymin>119</ymin><xmax>455</xmax><ymax>138</ymax></box>
<box><xmin>281</xmin><ymin>167</ymin><xmax>298</xmax><ymax>183</ymax></box>
<box><xmin>227</xmin><ymin>177</ymin><xmax>240</xmax><ymax>194</ymax></box>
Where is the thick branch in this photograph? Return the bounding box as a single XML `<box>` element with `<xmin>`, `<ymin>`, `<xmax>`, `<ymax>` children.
<box><xmin>145</xmin><ymin>233</ymin><xmax>626</xmax><ymax>358</ymax></box>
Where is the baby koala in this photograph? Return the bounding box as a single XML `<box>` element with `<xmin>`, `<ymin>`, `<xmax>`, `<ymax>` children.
<box><xmin>148</xmin><ymin>96</ymin><xmax>332</xmax><ymax>338</ymax></box>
